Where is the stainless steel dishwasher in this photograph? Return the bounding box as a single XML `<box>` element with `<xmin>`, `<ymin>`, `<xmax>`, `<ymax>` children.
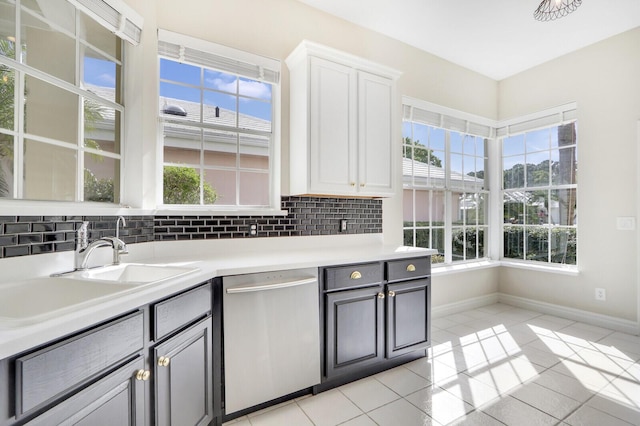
<box><xmin>223</xmin><ymin>268</ymin><xmax>320</xmax><ymax>414</ymax></box>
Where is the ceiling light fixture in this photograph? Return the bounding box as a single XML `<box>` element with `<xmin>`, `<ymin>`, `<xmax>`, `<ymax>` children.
<box><xmin>534</xmin><ymin>0</ymin><xmax>582</xmax><ymax>21</ymax></box>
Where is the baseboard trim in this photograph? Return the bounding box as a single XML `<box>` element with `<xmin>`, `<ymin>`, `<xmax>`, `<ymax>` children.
<box><xmin>498</xmin><ymin>293</ymin><xmax>639</xmax><ymax>335</ymax></box>
<box><xmin>432</xmin><ymin>293</ymin><xmax>499</xmax><ymax>318</ymax></box>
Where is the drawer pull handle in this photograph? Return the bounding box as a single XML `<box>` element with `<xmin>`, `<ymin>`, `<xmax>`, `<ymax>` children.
<box><xmin>135</xmin><ymin>370</ymin><xmax>150</xmax><ymax>381</ymax></box>
<box><xmin>377</xmin><ymin>292</ymin><xmax>385</xmax><ymax>299</ymax></box>
<box><xmin>360</xmin><ymin>183</ymin><xmax>366</xmax><ymax>187</ymax></box>
<box><xmin>388</xmin><ymin>290</ymin><xmax>396</xmax><ymax>298</ymax></box>
<box><xmin>406</xmin><ymin>264</ymin><xmax>416</xmax><ymax>272</ymax></box>
<box><xmin>158</xmin><ymin>356</ymin><xmax>171</xmax><ymax>367</ymax></box>
<box><xmin>350</xmin><ymin>271</ymin><xmax>362</xmax><ymax>280</ymax></box>
<box><xmin>350</xmin><ymin>182</ymin><xmax>355</xmax><ymax>187</ymax></box>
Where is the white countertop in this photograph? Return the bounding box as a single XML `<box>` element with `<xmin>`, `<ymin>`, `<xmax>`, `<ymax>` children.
<box><xmin>0</xmin><ymin>235</ymin><xmax>435</xmax><ymax>359</ymax></box>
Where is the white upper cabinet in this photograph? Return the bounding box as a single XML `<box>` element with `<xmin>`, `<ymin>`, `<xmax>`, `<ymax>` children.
<box><xmin>286</xmin><ymin>41</ymin><xmax>401</xmax><ymax>197</ymax></box>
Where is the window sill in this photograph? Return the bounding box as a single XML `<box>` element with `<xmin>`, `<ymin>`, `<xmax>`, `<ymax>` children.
<box><xmin>153</xmin><ymin>207</ymin><xmax>289</xmax><ymax>217</ymax></box>
<box><xmin>499</xmin><ymin>260</ymin><xmax>579</xmax><ymax>276</ymax></box>
<box><xmin>431</xmin><ymin>259</ymin><xmax>501</xmax><ymax>276</ymax></box>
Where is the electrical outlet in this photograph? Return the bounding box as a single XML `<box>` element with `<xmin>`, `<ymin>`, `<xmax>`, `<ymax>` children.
<box><xmin>248</xmin><ymin>223</ymin><xmax>258</xmax><ymax>237</ymax></box>
<box><xmin>595</xmin><ymin>288</ymin><xmax>606</xmax><ymax>301</ymax></box>
<box><xmin>340</xmin><ymin>219</ymin><xmax>347</xmax><ymax>232</ymax></box>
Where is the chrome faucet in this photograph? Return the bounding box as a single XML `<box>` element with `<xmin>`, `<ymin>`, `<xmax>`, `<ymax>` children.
<box><xmin>74</xmin><ymin>219</ymin><xmax>129</xmax><ymax>270</ymax></box>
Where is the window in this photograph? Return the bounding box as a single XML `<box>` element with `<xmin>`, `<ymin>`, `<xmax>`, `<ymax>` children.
<box><xmin>158</xmin><ymin>30</ymin><xmax>280</xmax><ymax>210</ymax></box>
<box><xmin>0</xmin><ymin>0</ymin><xmax>138</xmax><ymax>204</ymax></box>
<box><xmin>500</xmin><ymin>109</ymin><xmax>577</xmax><ymax>265</ymax></box>
<box><xmin>402</xmin><ymin>99</ymin><xmax>491</xmax><ymax>264</ymax></box>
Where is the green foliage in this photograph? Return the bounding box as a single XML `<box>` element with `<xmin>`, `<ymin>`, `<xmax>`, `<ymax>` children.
<box><xmin>504</xmin><ymin>225</ymin><xmax>576</xmax><ymax>264</ymax></box>
<box><xmin>163</xmin><ymin>166</ymin><xmax>217</xmax><ymax>205</ymax></box>
<box><xmin>84</xmin><ymin>169</ymin><xmax>114</xmax><ymax>202</ymax></box>
<box><xmin>403</xmin><ymin>137</ymin><xmax>442</xmax><ymax>167</ymax></box>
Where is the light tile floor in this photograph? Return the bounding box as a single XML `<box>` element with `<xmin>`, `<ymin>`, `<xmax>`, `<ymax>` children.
<box><xmin>224</xmin><ymin>303</ymin><xmax>640</xmax><ymax>426</ymax></box>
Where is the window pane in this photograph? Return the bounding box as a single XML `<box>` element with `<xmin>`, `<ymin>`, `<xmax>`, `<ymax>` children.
<box><xmin>203</xmin><ymin>90</ymin><xmax>236</xmax><ymax>126</ymax></box>
<box><xmin>554</xmin><ymin>123</ymin><xmax>576</xmax><ymax>148</ymax></box>
<box><xmin>205</xmin><ymin>169</ymin><xmax>235</xmax><ymax>205</ymax></box>
<box><xmin>403</xmin><ymin>189</ymin><xmax>414</xmax><ymax>225</ymax></box>
<box><xmin>403</xmin><ymin>229</ymin><xmax>413</xmax><ymax>247</ymax></box>
<box><xmin>503</xmin><ymin>193</ymin><xmax>522</xmax><ymax>224</ymax></box>
<box><xmin>0</xmin><ymin>1</ymin><xmax>15</xmax><ymax>60</ymax></box>
<box><xmin>503</xmin><ymin>155</ymin><xmax>524</xmax><ymax>189</ymax></box>
<box><xmin>476</xmin><ymin>193</ymin><xmax>488</xmax><ymax>225</ymax></box>
<box><xmin>160</xmin><ymin>82</ymin><xmax>201</xmax><ymax>122</ymax></box>
<box><xmin>526</xmin><ymin>151</ymin><xmax>549</xmax><ymax>187</ymax></box>
<box><xmin>22</xmin><ymin>0</ymin><xmax>75</xmax><ymax>34</ymax></box>
<box><xmin>84</xmin><ymin>153</ymin><xmax>117</xmax><ymax>203</ymax></box>
<box><xmin>503</xmin><ymin>134</ymin><xmax>524</xmax><ymax>156</ymax></box>
<box><xmin>463</xmin><ymin>135</ymin><xmax>475</xmax><ymax>155</ymax></box>
<box><xmin>161</xmin><ymin>58</ymin><xmax>200</xmax><ymax>85</ymax></box>
<box><xmin>164</xmin><ymin>123</ymin><xmax>202</xmax><ymax>164</ymax></box>
<box><xmin>412</xmin><ymin>123</ymin><xmax>429</xmax><ymax>148</ymax></box>
<box><xmin>0</xmin><ymin>133</ymin><xmax>13</xmax><ymax>198</ymax></box>
<box><xmin>24</xmin><ymin>139</ymin><xmax>76</xmax><ymax>201</ymax></box>
<box><xmin>204</xmin><ymin>69</ymin><xmax>236</xmax><ymax>93</ymax></box>
<box><xmin>551</xmin><ymin>189</ymin><xmax>577</xmax><ymax>226</ymax></box>
<box><xmin>83</xmin><ymin>47</ymin><xmax>121</xmax><ymax>104</ymax></box>
<box><xmin>85</xmin><ymin>100</ymin><xmax>120</xmax><ymax>154</ymax></box>
<box><xmin>25</xmin><ymin>75</ymin><xmax>78</xmax><ymax>144</ymax></box>
<box><xmin>451</xmin><ymin>190</ymin><xmax>464</xmax><ymax>226</ymax></box>
<box><xmin>452</xmin><ymin>227</ymin><xmax>464</xmax><ymax>261</ymax></box>
<box><xmin>163</xmin><ymin>165</ymin><xmax>201</xmax><ymax>204</ymax></box>
<box><xmin>79</xmin><ymin>11</ymin><xmax>117</xmax><ymax>58</ymax></box>
<box><xmin>525</xmin><ymin>190</ymin><xmax>549</xmax><ymax>225</ymax></box>
<box><xmin>239</xmin><ymin>98</ymin><xmax>271</xmax><ymax>132</ymax></box>
<box><xmin>22</xmin><ymin>10</ymin><xmax>75</xmax><ymax>83</ymax></box>
<box><xmin>240</xmin><ymin>134</ymin><xmax>269</xmax><ymax>170</ymax></box>
<box><xmin>239</xmin><ymin>171</ymin><xmax>268</xmax><ymax>205</ymax></box>
<box><xmin>239</xmin><ymin>77</ymin><xmax>271</xmax><ymax>100</ymax></box>
<box><xmin>503</xmin><ymin>225</ymin><xmax>523</xmax><ymax>260</ymax></box>
<box><xmin>0</xmin><ymin>68</ymin><xmax>14</xmax><ymax>131</ymax></box>
<box><xmin>429</xmin><ymin>127</ymin><xmax>445</xmax><ymax>151</ymax></box>
<box><xmin>550</xmin><ymin>228</ymin><xmax>576</xmax><ymax>265</ymax></box>
<box><xmin>526</xmin><ymin>226</ymin><xmax>548</xmax><ymax>262</ymax></box>
<box><xmin>525</xmin><ymin>128</ymin><xmax>550</xmax><ymax>152</ymax></box>
<box><xmin>552</xmin><ymin>147</ymin><xmax>577</xmax><ymax>185</ymax></box>
<box><xmin>204</xmin><ymin>129</ymin><xmax>236</xmax><ymax>167</ymax></box>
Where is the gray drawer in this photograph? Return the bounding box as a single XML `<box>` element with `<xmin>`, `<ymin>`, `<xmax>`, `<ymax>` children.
<box><xmin>153</xmin><ymin>283</ymin><xmax>211</xmax><ymax>341</ymax></box>
<box><xmin>386</xmin><ymin>257</ymin><xmax>431</xmax><ymax>282</ymax></box>
<box><xmin>324</xmin><ymin>262</ymin><xmax>382</xmax><ymax>291</ymax></box>
<box><xmin>15</xmin><ymin>311</ymin><xmax>144</xmax><ymax>417</ymax></box>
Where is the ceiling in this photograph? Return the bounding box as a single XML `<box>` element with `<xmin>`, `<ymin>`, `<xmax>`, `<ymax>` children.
<box><xmin>295</xmin><ymin>0</ymin><xmax>640</xmax><ymax>81</ymax></box>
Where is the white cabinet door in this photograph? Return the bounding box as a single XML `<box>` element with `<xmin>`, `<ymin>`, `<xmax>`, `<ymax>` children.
<box><xmin>309</xmin><ymin>57</ymin><xmax>357</xmax><ymax>195</ymax></box>
<box><xmin>358</xmin><ymin>71</ymin><xmax>394</xmax><ymax>196</ymax></box>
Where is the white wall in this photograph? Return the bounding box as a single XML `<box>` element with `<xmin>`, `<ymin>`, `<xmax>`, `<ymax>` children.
<box><xmin>498</xmin><ymin>28</ymin><xmax>640</xmax><ymax>322</ymax></box>
<box><xmin>122</xmin><ymin>0</ymin><xmax>500</xmax><ymax>306</ymax></box>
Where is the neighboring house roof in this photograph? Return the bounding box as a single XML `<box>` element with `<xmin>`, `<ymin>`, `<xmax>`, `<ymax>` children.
<box><xmin>402</xmin><ymin>157</ymin><xmax>484</xmax><ymax>189</ymax></box>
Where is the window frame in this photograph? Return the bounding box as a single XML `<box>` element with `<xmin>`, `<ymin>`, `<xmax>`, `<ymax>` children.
<box><xmin>498</xmin><ymin>104</ymin><xmax>578</xmax><ymax>268</ymax></box>
<box><xmin>402</xmin><ymin>97</ymin><xmax>494</xmax><ymax>266</ymax></box>
<box><xmin>0</xmin><ymin>0</ymin><xmax>142</xmax><ymax>210</ymax></box>
<box><xmin>156</xmin><ymin>29</ymin><xmax>282</xmax><ymax>214</ymax></box>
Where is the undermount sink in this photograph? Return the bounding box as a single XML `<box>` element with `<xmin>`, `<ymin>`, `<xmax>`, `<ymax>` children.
<box><xmin>66</xmin><ymin>263</ymin><xmax>198</xmax><ymax>285</ymax></box>
<box><xmin>0</xmin><ymin>264</ymin><xmax>199</xmax><ymax>327</ymax></box>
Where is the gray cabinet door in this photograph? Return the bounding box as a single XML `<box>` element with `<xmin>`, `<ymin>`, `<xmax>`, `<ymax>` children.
<box><xmin>24</xmin><ymin>356</ymin><xmax>145</xmax><ymax>426</ymax></box>
<box><xmin>154</xmin><ymin>316</ymin><xmax>213</xmax><ymax>426</ymax></box>
<box><xmin>325</xmin><ymin>286</ymin><xmax>384</xmax><ymax>378</ymax></box>
<box><xmin>386</xmin><ymin>278</ymin><xmax>431</xmax><ymax>358</ymax></box>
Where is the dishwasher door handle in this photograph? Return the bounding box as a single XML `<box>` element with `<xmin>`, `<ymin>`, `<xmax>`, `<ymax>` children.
<box><xmin>226</xmin><ymin>277</ymin><xmax>317</xmax><ymax>294</ymax></box>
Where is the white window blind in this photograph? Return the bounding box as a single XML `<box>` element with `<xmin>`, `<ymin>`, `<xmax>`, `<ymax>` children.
<box><xmin>497</xmin><ymin>103</ymin><xmax>577</xmax><ymax>137</ymax></box>
<box><xmin>69</xmin><ymin>0</ymin><xmax>144</xmax><ymax>45</ymax></box>
<box><xmin>158</xmin><ymin>29</ymin><xmax>280</xmax><ymax>84</ymax></box>
<box><xmin>402</xmin><ymin>98</ymin><xmax>495</xmax><ymax>138</ymax></box>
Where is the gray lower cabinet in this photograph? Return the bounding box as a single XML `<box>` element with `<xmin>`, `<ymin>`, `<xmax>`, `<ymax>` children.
<box><xmin>23</xmin><ymin>356</ymin><xmax>145</xmax><ymax>426</ymax></box>
<box><xmin>153</xmin><ymin>317</ymin><xmax>213</xmax><ymax>426</ymax></box>
<box><xmin>321</xmin><ymin>256</ymin><xmax>431</xmax><ymax>386</ymax></box>
<box><xmin>1</xmin><ymin>281</ymin><xmax>217</xmax><ymax>426</ymax></box>
<box><xmin>325</xmin><ymin>286</ymin><xmax>385</xmax><ymax>378</ymax></box>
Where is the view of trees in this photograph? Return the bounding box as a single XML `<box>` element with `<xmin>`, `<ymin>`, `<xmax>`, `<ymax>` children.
<box><xmin>0</xmin><ymin>39</ymin><xmax>15</xmax><ymax>198</ymax></box>
<box><xmin>402</xmin><ymin>137</ymin><xmax>442</xmax><ymax>167</ymax></box>
<box><xmin>163</xmin><ymin>166</ymin><xmax>217</xmax><ymax>204</ymax></box>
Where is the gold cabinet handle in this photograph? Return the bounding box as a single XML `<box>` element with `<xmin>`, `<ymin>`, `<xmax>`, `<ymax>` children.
<box><xmin>350</xmin><ymin>182</ymin><xmax>356</xmax><ymax>187</ymax></box>
<box><xmin>135</xmin><ymin>370</ymin><xmax>150</xmax><ymax>381</ymax></box>
<box><xmin>158</xmin><ymin>356</ymin><xmax>171</xmax><ymax>367</ymax></box>
<box><xmin>350</xmin><ymin>271</ymin><xmax>362</xmax><ymax>280</ymax></box>
<box><xmin>377</xmin><ymin>292</ymin><xmax>385</xmax><ymax>299</ymax></box>
<box><xmin>360</xmin><ymin>183</ymin><xmax>365</xmax><ymax>187</ymax></box>
<box><xmin>406</xmin><ymin>264</ymin><xmax>416</xmax><ymax>272</ymax></box>
<box><xmin>388</xmin><ymin>290</ymin><xmax>396</xmax><ymax>298</ymax></box>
